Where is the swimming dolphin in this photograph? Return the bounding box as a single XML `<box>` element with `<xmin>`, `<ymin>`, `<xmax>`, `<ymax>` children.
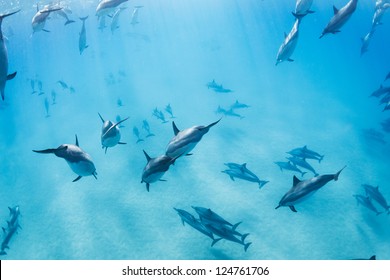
<box><xmin>362</xmin><ymin>184</ymin><xmax>390</xmax><ymax>214</ymax></box>
<box><xmin>383</xmin><ymin>101</ymin><xmax>390</xmax><ymax>111</ymax></box>
<box><xmin>274</xmin><ymin>161</ymin><xmax>307</xmax><ymax>177</ymax></box>
<box><xmin>276</xmin><ymin>18</ymin><xmax>300</xmax><ymax>65</ymax></box>
<box><xmin>293</xmin><ymin>0</ymin><xmax>315</xmax><ymax>18</ymax></box>
<box><xmin>319</xmin><ymin>0</ymin><xmax>358</xmax><ymax>39</ymax></box>
<box><xmin>0</xmin><ymin>10</ymin><xmax>20</xmax><ymax>101</ymax></box>
<box><xmin>79</xmin><ymin>16</ymin><xmax>89</xmax><ymax>54</ymax></box>
<box><xmin>98</xmin><ymin>113</ymin><xmax>128</xmax><ymax>153</ymax></box>
<box><xmin>111</xmin><ymin>7</ymin><xmax>126</xmax><ymax>34</ymax></box>
<box><xmin>192</xmin><ymin>206</ymin><xmax>233</xmax><ymax>227</ymax></box>
<box><xmin>174</xmin><ymin>208</ymin><xmax>215</xmax><ymax>240</ymax></box>
<box><xmin>276</xmin><ymin>166</ymin><xmax>346</xmax><ymax>212</ymax></box>
<box><xmin>152</xmin><ymin>108</ymin><xmax>168</xmax><ymax>123</ymax></box>
<box><xmin>360</xmin><ymin>30</ymin><xmax>375</xmax><ymax>56</ymax></box>
<box><xmin>133</xmin><ymin>126</ymin><xmax>144</xmax><ymax>143</ymax></box>
<box><xmin>33</xmin><ymin>135</ymin><xmax>97</xmax><ymax>182</ymax></box>
<box><xmin>165</xmin><ymin>103</ymin><xmax>176</xmax><ymax>118</ymax></box>
<box><xmin>222</xmin><ymin>165</ymin><xmax>269</xmax><ymax>189</ymax></box>
<box><xmin>7</xmin><ymin>206</ymin><xmax>21</xmax><ymax>227</ymax></box>
<box><xmin>0</xmin><ymin>221</ymin><xmax>20</xmax><ymax>255</ymax></box>
<box><xmin>141</xmin><ymin>150</ymin><xmax>176</xmax><ymax>192</ymax></box>
<box><xmin>372</xmin><ymin>5</ymin><xmax>389</xmax><ymax>27</ymax></box>
<box><xmin>32</xmin><ymin>5</ymin><xmax>62</xmax><ymax>33</ymax></box>
<box><xmin>57</xmin><ymin>80</ymin><xmax>68</xmax><ymax>90</ymax></box>
<box><xmin>51</xmin><ymin>90</ymin><xmax>57</xmax><ymax>105</ymax></box>
<box><xmin>287</xmin><ymin>156</ymin><xmax>318</xmax><ymax>176</ymax></box>
<box><xmin>165</xmin><ymin>119</ymin><xmax>221</xmax><ymax>158</ymax></box>
<box><xmin>230</xmin><ymin>100</ymin><xmax>250</xmax><ymax>110</ymax></box>
<box><xmin>370</xmin><ymin>85</ymin><xmax>390</xmax><ymax>98</ymax></box>
<box><xmin>142</xmin><ymin>120</ymin><xmax>155</xmax><ymax>137</ymax></box>
<box><xmin>131</xmin><ymin>6</ymin><xmax>143</xmax><ymax>25</ymax></box>
<box><xmin>287</xmin><ymin>145</ymin><xmax>324</xmax><ymax>163</ymax></box>
<box><xmin>96</xmin><ymin>0</ymin><xmax>128</xmax><ymax>18</ymax></box>
<box><xmin>353</xmin><ymin>194</ymin><xmax>382</xmax><ymax>215</ymax></box>
<box><xmin>44</xmin><ymin>97</ymin><xmax>50</xmax><ymax>118</ymax></box>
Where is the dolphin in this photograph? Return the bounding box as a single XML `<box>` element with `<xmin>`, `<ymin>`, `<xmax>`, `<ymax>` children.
<box><xmin>203</xmin><ymin>222</ymin><xmax>251</xmax><ymax>252</ymax></box>
<box><xmin>276</xmin><ymin>18</ymin><xmax>300</xmax><ymax>65</ymax></box>
<box><xmin>192</xmin><ymin>206</ymin><xmax>233</xmax><ymax>227</ymax></box>
<box><xmin>230</xmin><ymin>100</ymin><xmax>250</xmax><ymax>110</ymax></box>
<box><xmin>206</xmin><ymin>79</ymin><xmax>220</xmax><ymax>89</ymax></box>
<box><xmin>362</xmin><ymin>184</ymin><xmax>390</xmax><ymax>214</ymax></box>
<box><xmin>30</xmin><ymin>79</ymin><xmax>37</xmax><ymax>94</ymax></box>
<box><xmin>274</xmin><ymin>161</ymin><xmax>307</xmax><ymax>177</ymax></box>
<box><xmin>224</xmin><ymin>108</ymin><xmax>245</xmax><ymax>119</ymax></box>
<box><xmin>98</xmin><ymin>113</ymin><xmax>128</xmax><ymax>153</ymax></box>
<box><xmin>96</xmin><ymin>0</ymin><xmax>128</xmax><ymax>18</ymax></box>
<box><xmin>0</xmin><ymin>221</ymin><xmax>20</xmax><ymax>255</ymax></box>
<box><xmin>111</xmin><ymin>7</ymin><xmax>126</xmax><ymax>34</ymax></box>
<box><xmin>79</xmin><ymin>16</ymin><xmax>89</xmax><ymax>55</ymax></box>
<box><xmin>379</xmin><ymin>93</ymin><xmax>390</xmax><ymax>105</ymax></box>
<box><xmin>293</xmin><ymin>0</ymin><xmax>315</xmax><ymax>18</ymax></box>
<box><xmin>165</xmin><ymin>103</ymin><xmax>176</xmax><ymax>118</ymax></box>
<box><xmin>133</xmin><ymin>126</ymin><xmax>144</xmax><ymax>143</ymax></box>
<box><xmin>0</xmin><ymin>10</ymin><xmax>20</xmax><ymax>101</ymax></box>
<box><xmin>222</xmin><ymin>168</ymin><xmax>269</xmax><ymax>189</ymax></box>
<box><xmin>287</xmin><ymin>156</ymin><xmax>318</xmax><ymax>176</ymax></box>
<box><xmin>142</xmin><ymin>120</ymin><xmax>155</xmax><ymax>137</ymax></box>
<box><xmin>57</xmin><ymin>80</ymin><xmax>68</xmax><ymax>90</ymax></box>
<box><xmin>360</xmin><ymin>30</ymin><xmax>375</xmax><ymax>56</ymax></box>
<box><xmin>353</xmin><ymin>194</ymin><xmax>382</xmax><ymax>215</ymax></box>
<box><xmin>287</xmin><ymin>145</ymin><xmax>324</xmax><ymax>163</ymax></box>
<box><xmin>276</xmin><ymin>166</ymin><xmax>346</xmax><ymax>212</ymax></box>
<box><xmin>165</xmin><ymin>119</ymin><xmax>221</xmax><ymax>158</ymax></box>
<box><xmin>131</xmin><ymin>6</ymin><xmax>143</xmax><ymax>26</ymax></box>
<box><xmin>44</xmin><ymin>97</ymin><xmax>50</xmax><ymax>118</ymax></box>
<box><xmin>152</xmin><ymin>108</ymin><xmax>168</xmax><ymax>123</ymax></box>
<box><xmin>372</xmin><ymin>5</ymin><xmax>389</xmax><ymax>27</ymax></box>
<box><xmin>173</xmin><ymin>208</ymin><xmax>215</xmax><ymax>240</ymax></box>
<box><xmin>213</xmin><ymin>86</ymin><xmax>233</xmax><ymax>93</ymax></box>
<box><xmin>141</xmin><ymin>150</ymin><xmax>176</xmax><ymax>192</ymax></box>
<box><xmin>32</xmin><ymin>135</ymin><xmax>97</xmax><ymax>182</ymax></box>
<box><xmin>32</xmin><ymin>5</ymin><xmax>62</xmax><ymax>33</ymax></box>
<box><xmin>370</xmin><ymin>85</ymin><xmax>390</xmax><ymax>98</ymax></box>
<box><xmin>319</xmin><ymin>0</ymin><xmax>358</xmax><ymax>39</ymax></box>
<box><xmin>7</xmin><ymin>206</ymin><xmax>21</xmax><ymax>227</ymax></box>
<box><xmin>51</xmin><ymin>90</ymin><xmax>57</xmax><ymax>105</ymax></box>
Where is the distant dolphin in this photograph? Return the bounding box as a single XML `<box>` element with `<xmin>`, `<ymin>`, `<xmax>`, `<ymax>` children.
<box><xmin>287</xmin><ymin>145</ymin><xmax>324</xmax><ymax>163</ymax></box>
<box><xmin>141</xmin><ymin>150</ymin><xmax>176</xmax><ymax>192</ymax></box>
<box><xmin>360</xmin><ymin>30</ymin><xmax>375</xmax><ymax>56</ymax></box>
<box><xmin>362</xmin><ymin>184</ymin><xmax>390</xmax><ymax>214</ymax></box>
<box><xmin>32</xmin><ymin>5</ymin><xmax>62</xmax><ymax>33</ymax></box>
<box><xmin>274</xmin><ymin>161</ymin><xmax>307</xmax><ymax>177</ymax></box>
<box><xmin>0</xmin><ymin>221</ymin><xmax>20</xmax><ymax>255</ymax></box>
<box><xmin>293</xmin><ymin>0</ymin><xmax>314</xmax><ymax>18</ymax></box>
<box><xmin>165</xmin><ymin>119</ymin><xmax>221</xmax><ymax>158</ymax></box>
<box><xmin>7</xmin><ymin>205</ymin><xmax>21</xmax><ymax>227</ymax></box>
<box><xmin>276</xmin><ymin>18</ymin><xmax>300</xmax><ymax>65</ymax></box>
<box><xmin>230</xmin><ymin>100</ymin><xmax>250</xmax><ymax>110</ymax></box>
<box><xmin>131</xmin><ymin>6</ymin><xmax>144</xmax><ymax>26</ymax></box>
<box><xmin>222</xmin><ymin>165</ymin><xmax>269</xmax><ymax>189</ymax></box>
<box><xmin>33</xmin><ymin>135</ymin><xmax>97</xmax><ymax>182</ymax></box>
<box><xmin>111</xmin><ymin>7</ymin><xmax>126</xmax><ymax>34</ymax></box>
<box><xmin>142</xmin><ymin>120</ymin><xmax>155</xmax><ymax>137</ymax></box>
<box><xmin>287</xmin><ymin>156</ymin><xmax>318</xmax><ymax>176</ymax></box>
<box><xmin>98</xmin><ymin>113</ymin><xmax>128</xmax><ymax>153</ymax></box>
<box><xmin>319</xmin><ymin>0</ymin><xmax>358</xmax><ymax>39</ymax></box>
<box><xmin>79</xmin><ymin>16</ymin><xmax>89</xmax><ymax>54</ymax></box>
<box><xmin>353</xmin><ymin>194</ymin><xmax>382</xmax><ymax>215</ymax></box>
<box><xmin>192</xmin><ymin>206</ymin><xmax>233</xmax><ymax>226</ymax></box>
<box><xmin>370</xmin><ymin>84</ymin><xmax>390</xmax><ymax>98</ymax></box>
<box><xmin>96</xmin><ymin>0</ymin><xmax>128</xmax><ymax>18</ymax></box>
<box><xmin>174</xmin><ymin>208</ymin><xmax>215</xmax><ymax>240</ymax></box>
<box><xmin>276</xmin><ymin>166</ymin><xmax>346</xmax><ymax>212</ymax></box>
<box><xmin>133</xmin><ymin>126</ymin><xmax>144</xmax><ymax>143</ymax></box>
<box><xmin>0</xmin><ymin>10</ymin><xmax>19</xmax><ymax>101</ymax></box>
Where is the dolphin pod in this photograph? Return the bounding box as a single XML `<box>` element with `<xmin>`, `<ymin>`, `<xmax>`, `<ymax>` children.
<box><xmin>276</xmin><ymin>166</ymin><xmax>346</xmax><ymax>212</ymax></box>
<box><xmin>33</xmin><ymin>135</ymin><xmax>97</xmax><ymax>182</ymax></box>
<box><xmin>0</xmin><ymin>10</ymin><xmax>20</xmax><ymax>101</ymax></box>
<box><xmin>175</xmin><ymin>207</ymin><xmax>251</xmax><ymax>252</ymax></box>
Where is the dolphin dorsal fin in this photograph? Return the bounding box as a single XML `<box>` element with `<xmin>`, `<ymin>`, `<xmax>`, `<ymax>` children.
<box><xmin>333</xmin><ymin>6</ymin><xmax>339</xmax><ymax>15</ymax></box>
<box><xmin>143</xmin><ymin>150</ymin><xmax>151</xmax><ymax>162</ymax></box>
<box><xmin>241</xmin><ymin>163</ymin><xmax>247</xmax><ymax>171</ymax></box>
<box><xmin>75</xmin><ymin>135</ymin><xmax>79</xmax><ymax>146</ymax></box>
<box><xmin>172</xmin><ymin>121</ymin><xmax>180</xmax><ymax>136</ymax></box>
<box><xmin>293</xmin><ymin>175</ymin><xmax>301</xmax><ymax>187</ymax></box>
<box><xmin>303</xmin><ymin>145</ymin><xmax>307</xmax><ymax>150</ymax></box>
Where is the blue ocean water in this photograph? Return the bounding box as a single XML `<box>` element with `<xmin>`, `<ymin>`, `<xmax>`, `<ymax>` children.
<box><xmin>0</xmin><ymin>0</ymin><xmax>389</xmax><ymax>260</ymax></box>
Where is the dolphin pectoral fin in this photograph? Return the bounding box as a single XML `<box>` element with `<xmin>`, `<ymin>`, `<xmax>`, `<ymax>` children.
<box><xmin>332</xmin><ymin>30</ymin><xmax>341</xmax><ymax>34</ymax></box>
<box><xmin>42</xmin><ymin>29</ymin><xmax>50</xmax><ymax>32</ymax></box>
<box><xmin>185</xmin><ymin>153</ymin><xmax>193</xmax><ymax>156</ymax></box>
<box><xmin>307</xmin><ymin>10</ymin><xmax>315</xmax><ymax>14</ymax></box>
<box><xmin>289</xmin><ymin>206</ymin><xmax>297</xmax><ymax>212</ymax></box>
<box><xmin>159</xmin><ymin>179</ymin><xmax>167</xmax><ymax>182</ymax></box>
<box><xmin>287</xmin><ymin>58</ymin><xmax>294</xmax><ymax>62</ymax></box>
<box><xmin>105</xmin><ymin>147</ymin><xmax>108</xmax><ymax>154</ymax></box>
<box><xmin>93</xmin><ymin>173</ymin><xmax>97</xmax><ymax>180</ymax></box>
<box><xmin>146</xmin><ymin>183</ymin><xmax>150</xmax><ymax>192</ymax></box>
<box><xmin>136</xmin><ymin>139</ymin><xmax>144</xmax><ymax>143</ymax></box>
<box><xmin>73</xmin><ymin>176</ymin><xmax>82</xmax><ymax>182</ymax></box>
<box><xmin>229</xmin><ymin>175</ymin><xmax>235</xmax><ymax>181</ymax></box>
<box><xmin>7</xmin><ymin>72</ymin><xmax>17</xmax><ymax>80</ymax></box>
<box><xmin>118</xmin><ymin>142</ymin><xmax>126</xmax><ymax>145</ymax></box>
<box><xmin>98</xmin><ymin>113</ymin><xmax>104</xmax><ymax>123</ymax></box>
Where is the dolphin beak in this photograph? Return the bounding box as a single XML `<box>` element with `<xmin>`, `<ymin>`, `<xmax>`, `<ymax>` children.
<box><xmin>206</xmin><ymin>118</ymin><xmax>222</xmax><ymax>129</ymax></box>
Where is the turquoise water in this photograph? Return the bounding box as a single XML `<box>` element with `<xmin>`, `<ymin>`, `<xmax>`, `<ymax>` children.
<box><xmin>0</xmin><ymin>0</ymin><xmax>389</xmax><ymax>260</ymax></box>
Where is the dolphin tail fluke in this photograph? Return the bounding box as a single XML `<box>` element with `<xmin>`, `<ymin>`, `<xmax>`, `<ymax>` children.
<box><xmin>334</xmin><ymin>165</ymin><xmax>347</xmax><ymax>181</ymax></box>
<box><xmin>319</xmin><ymin>155</ymin><xmax>324</xmax><ymax>163</ymax></box>
<box><xmin>65</xmin><ymin>20</ymin><xmax>75</xmax><ymax>25</ymax></box>
<box><xmin>258</xmin><ymin>180</ymin><xmax>269</xmax><ymax>189</ymax></box>
<box><xmin>241</xmin><ymin>233</ymin><xmax>250</xmax><ymax>243</ymax></box>
<box><xmin>211</xmin><ymin>238</ymin><xmax>222</xmax><ymax>247</ymax></box>
<box><xmin>146</xmin><ymin>183</ymin><xmax>150</xmax><ymax>192</ymax></box>
<box><xmin>369</xmin><ymin>255</ymin><xmax>376</xmax><ymax>260</ymax></box>
<box><xmin>136</xmin><ymin>138</ymin><xmax>144</xmax><ymax>143</ymax></box>
<box><xmin>7</xmin><ymin>72</ymin><xmax>17</xmax><ymax>81</ymax></box>
<box><xmin>244</xmin><ymin>242</ymin><xmax>252</xmax><ymax>252</ymax></box>
<box><xmin>73</xmin><ymin>176</ymin><xmax>82</xmax><ymax>182</ymax></box>
<box><xmin>146</xmin><ymin>133</ymin><xmax>155</xmax><ymax>137</ymax></box>
<box><xmin>118</xmin><ymin>141</ymin><xmax>126</xmax><ymax>145</ymax></box>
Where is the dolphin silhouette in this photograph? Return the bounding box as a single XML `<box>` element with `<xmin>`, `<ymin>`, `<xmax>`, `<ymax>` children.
<box><xmin>98</xmin><ymin>113</ymin><xmax>128</xmax><ymax>153</ymax></box>
<box><xmin>33</xmin><ymin>135</ymin><xmax>97</xmax><ymax>182</ymax></box>
<box><xmin>276</xmin><ymin>18</ymin><xmax>301</xmax><ymax>65</ymax></box>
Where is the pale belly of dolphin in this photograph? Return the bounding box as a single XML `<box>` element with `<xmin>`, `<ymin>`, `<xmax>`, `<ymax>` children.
<box><xmin>166</xmin><ymin>141</ymin><xmax>197</xmax><ymax>158</ymax></box>
<box><xmin>67</xmin><ymin>160</ymin><xmax>96</xmax><ymax>177</ymax></box>
<box><xmin>143</xmin><ymin>171</ymin><xmax>164</xmax><ymax>184</ymax></box>
<box><xmin>102</xmin><ymin>133</ymin><xmax>120</xmax><ymax>147</ymax></box>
